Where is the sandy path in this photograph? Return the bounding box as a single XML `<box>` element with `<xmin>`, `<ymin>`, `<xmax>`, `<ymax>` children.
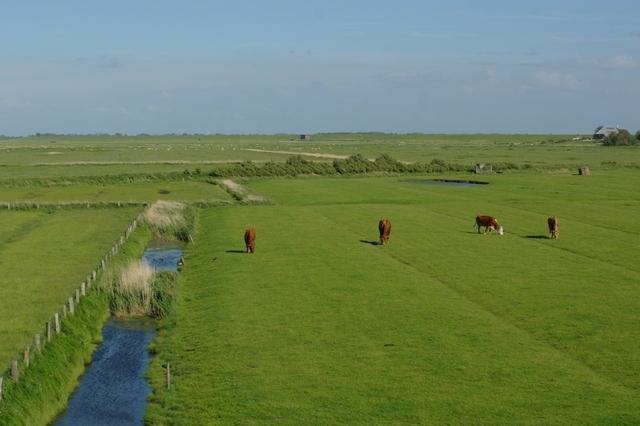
<box><xmin>241</xmin><ymin>148</ymin><xmax>349</xmax><ymax>160</ymax></box>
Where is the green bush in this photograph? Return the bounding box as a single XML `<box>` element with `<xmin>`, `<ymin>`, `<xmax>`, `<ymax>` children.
<box><xmin>603</xmin><ymin>129</ymin><xmax>637</xmax><ymax>146</ymax></box>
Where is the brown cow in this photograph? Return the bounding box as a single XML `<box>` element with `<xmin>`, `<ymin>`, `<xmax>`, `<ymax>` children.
<box><xmin>378</xmin><ymin>218</ymin><xmax>391</xmax><ymax>245</ymax></box>
<box><xmin>475</xmin><ymin>215</ymin><xmax>504</xmax><ymax>235</ymax></box>
<box><xmin>547</xmin><ymin>216</ymin><xmax>559</xmax><ymax>239</ymax></box>
<box><xmin>244</xmin><ymin>228</ymin><xmax>256</xmax><ymax>253</ymax></box>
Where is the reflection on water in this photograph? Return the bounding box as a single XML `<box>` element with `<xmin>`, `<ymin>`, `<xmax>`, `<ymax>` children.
<box><xmin>142</xmin><ymin>243</ymin><xmax>183</xmax><ymax>271</ymax></box>
<box><xmin>54</xmin><ymin>319</ymin><xmax>155</xmax><ymax>426</ymax></box>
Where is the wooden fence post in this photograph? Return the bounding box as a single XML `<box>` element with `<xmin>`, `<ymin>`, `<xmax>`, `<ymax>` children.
<box><xmin>62</xmin><ymin>304</ymin><xmax>68</xmax><ymax>318</ymax></box>
<box><xmin>0</xmin><ymin>376</ymin><xmax>3</xmax><ymax>401</ymax></box>
<box><xmin>24</xmin><ymin>347</ymin><xmax>30</xmax><ymax>368</ymax></box>
<box><xmin>46</xmin><ymin>321</ymin><xmax>52</xmax><ymax>342</ymax></box>
<box><xmin>54</xmin><ymin>313</ymin><xmax>61</xmax><ymax>334</ymax></box>
<box><xmin>75</xmin><ymin>289</ymin><xmax>80</xmax><ymax>304</ymax></box>
<box><xmin>11</xmin><ymin>361</ymin><xmax>19</xmax><ymax>382</ymax></box>
<box><xmin>81</xmin><ymin>282</ymin><xmax>86</xmax><ymax>296</ymax></box>
<box><xmin>92</xmin><ymin>270</ymin><xmax>97</xmax><ymax>280</ymax></box>
<box><xmin>35</xmin><ymin>334</ymin><xmax>41</xmax><ymax>353</ymax></box>
<box><xmin>69</xmin><ymin>297</ymin><xmax>75</xmax><ymax>315</ymax></box>
<box><xmin>166</xmin><ymin>362</ymin><xmax>171</xmax><ymax>389</ymax></box>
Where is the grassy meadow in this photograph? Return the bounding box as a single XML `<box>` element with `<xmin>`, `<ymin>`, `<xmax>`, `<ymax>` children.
<box><xmin>0</xmin><ymin>208</ymin><xmax>138</xmax><ymax>368</ymax></box>
<box><xmin>0</xmin><ymin>133</ymin><xmax>638</xmax><ymax>424</ymax></box>
<box><xmin>147</xmin><ymin>167</ymin><xmax>640</xmax><ymax>424</ymax></box>
<box><xmin>2</xmin><ymin>133</ymin><xmax>639</xmax><ymax>180</ymax></box>
<box><xmin>0</xmin><ymin>180</ymin><xmax>230</xmax><ymax>204</ymax></box>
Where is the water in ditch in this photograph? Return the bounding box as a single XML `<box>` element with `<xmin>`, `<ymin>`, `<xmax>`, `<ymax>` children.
<box><xmin>54</xmin><ymin>244</ymin><xmax>182</xmax><ymax>425</ymax></box>
<box><xmin>53</xmin><ymin>319</ymin><xmax>155</xmax><ymax>426</ymax></box>
<box><xmin>401</xmin><ymin>178</ymin><xmax>488</xmax><ymax>187</ymax></box>
<box><xmin>142</xmin><ymin>241</ymin><xmax>184</xmax><ymax>272</ymax></box>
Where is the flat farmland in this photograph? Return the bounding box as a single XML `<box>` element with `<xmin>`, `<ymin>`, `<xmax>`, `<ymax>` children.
<box><xmin>3</xmin><ymin>134</ymin><xmax>639</xmax><ymax>181</ymax></box>
<box><xmin>0</xmin><ymin>180</ymin><xmax>231</xmax><ymax>204</ymax></box>
<box><xmin>0</xmin><ymin>208</ymin><xmax>139</xmax><ymax>368</ymax></box>
<box><xmin>147</xmin><ymin>169</ymin><xmax>640</xmax><ymax>424</ymax></box>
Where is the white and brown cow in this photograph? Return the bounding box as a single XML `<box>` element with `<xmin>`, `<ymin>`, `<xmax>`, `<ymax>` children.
<box><xmin>475</xmin><ymin>215</ymin><xmax>504</xmax><ymax>235</ymax></box>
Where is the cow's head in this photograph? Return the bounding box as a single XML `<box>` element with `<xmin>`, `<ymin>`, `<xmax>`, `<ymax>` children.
<box><xmin>497</xmin><ymin>226</ymin><xmax>504</xmax><ymax>235</ymax></box>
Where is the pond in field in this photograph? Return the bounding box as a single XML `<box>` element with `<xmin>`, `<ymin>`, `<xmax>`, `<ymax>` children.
<box><xmin>401</xmin><ymin>178</ymin><xmax>489</xmax><ymax>187</ymax></box>
<box><xmin>54</xmin><ymin>319</ymin><xmax>155</xmax><ymax>426</ymax></box>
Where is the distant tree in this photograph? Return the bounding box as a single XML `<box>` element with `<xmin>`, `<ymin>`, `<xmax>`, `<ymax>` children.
<box><xmin>636</xmin><ymin>130</ymin><xmax>640</xmax><ymax>142</ymax></box>
<box><xmin>603</xmin><ymin>129</ymin><xmax>636</xmax><ymax>146</ymax></box>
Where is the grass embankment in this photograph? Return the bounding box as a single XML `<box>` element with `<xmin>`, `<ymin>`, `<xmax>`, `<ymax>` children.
<box><xmin>147</xmin><ymin>169</ymin><xmax>640</xmax><ymax>424</ymax></box>
<box><xmin>0</xmin><ymin>222</ymin><xmax>150</xmax><ymax>425</ymax></box>
<box><xmin>99</xmin><ymin>201</ymin><xmax>190</xmax><ymax>318</ymax></box>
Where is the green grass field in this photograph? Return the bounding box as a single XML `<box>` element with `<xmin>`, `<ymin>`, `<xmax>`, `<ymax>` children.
<box><xmin>147</xmin><ymin>168</ymin><xmax>640</xmax><ymax>424</ymax></box>
<box><xmin>0</xmin><ymin>208</ymin><xmax>138</xmax><ymax>368</ymax></box>
<box><xmin>0</xmin><ymin>180</ymin><xmax>230</xmax><ymax>204</ymax></box>
<box><xmin>0</xmin><ymin>133</ymin><xmax>639</xmax><ymax>424</ymax></box>
<box><xmin>2</xmin><ymin>134</ymin><xmax>638</xmax><ymax>180</ymax></box>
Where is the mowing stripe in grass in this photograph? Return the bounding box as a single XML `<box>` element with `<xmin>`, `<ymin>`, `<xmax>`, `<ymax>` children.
<box><xmin>319</xmin><ymin>203</ymin><xmax>640</xmax><ymax>391</ymax></box>
<box><xmin>147</xmin><ymin>206</ymin><xmax>640</xmax><ymax>424</ymax></box>
<box><xmin>0</xmin><ymin>211</ymin><xmax>48</xmax><ymax>250</ymax></box>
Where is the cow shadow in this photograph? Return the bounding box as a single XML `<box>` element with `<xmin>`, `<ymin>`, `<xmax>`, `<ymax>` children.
<box><xmin>359</xmin><ymin>239</ymin><xmax>380</xmax><ymax>246</ymax></box>
<box><xmin>225</xmin><ymin>249</ymin><xmax>247</xmax><ymax>253</ymax></box>
<box><xmin>525</xmin><ymin>235</ymin><xmax>549</xmax><ymax>239</ymax></box>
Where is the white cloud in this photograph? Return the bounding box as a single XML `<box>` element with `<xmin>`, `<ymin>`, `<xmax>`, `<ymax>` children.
<box><xmin>531</xmin><ymin>70</ymin><xmax>583</xmax><ymax>90</ymax></box>
<box><xmin>607</xmin><ymin>55</ymin><xmax>639</xmax><ymax>69</ymax></box>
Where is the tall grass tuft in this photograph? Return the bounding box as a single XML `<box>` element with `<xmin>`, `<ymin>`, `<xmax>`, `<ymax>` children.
<box><xmin>109</xmin><ymin>260</ymin><xmax>155</xmax><ymax>316</ymax></box>
<box><xmin>100</xmin><ymin>261</ymin><xmax>178</xmax><ymax>319</ymax></box>
<box><xmin>142</xmin><ymin>200</ymin><xmax>193</xmax><ymax>241</ymax></box>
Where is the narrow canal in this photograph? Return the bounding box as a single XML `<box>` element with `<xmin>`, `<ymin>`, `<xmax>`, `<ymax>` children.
<box><xmin>53</xmin><ymin>243</ymin><xmax>182</xmax><ymax>425</ymax></box>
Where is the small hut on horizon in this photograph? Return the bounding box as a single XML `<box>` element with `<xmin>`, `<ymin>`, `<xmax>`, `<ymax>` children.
<box><xmin>299</xmin><ymin>134</ymin><xmax>312</xmax><ymax>141</ymax></box>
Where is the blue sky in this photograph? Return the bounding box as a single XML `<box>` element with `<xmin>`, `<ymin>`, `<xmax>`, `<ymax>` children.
<box><xmin>1</xmin><ymin>1</ymin><xmax>639</xmax><ymax>135</ymax></box>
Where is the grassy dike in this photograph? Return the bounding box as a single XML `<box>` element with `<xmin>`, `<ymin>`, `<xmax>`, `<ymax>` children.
<box><xmin>0</xmin><ymin>223</ymin><xmax>151</xmax><ymax>425</ymax></box>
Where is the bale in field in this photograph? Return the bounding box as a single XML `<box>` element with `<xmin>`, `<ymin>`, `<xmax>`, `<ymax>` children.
<box><xmin>475</xmin><ymin>215</ymin><xmax>504</xmax><ymax>235</ymax></box>
<box><xmin>244</xmin><ymin>228</ymin><xmax>256</xmax><ymax>253</ymax></box>
<box><xmin>547</xmin><ymin>216</ymin><xmax>559</xmax><ymax>239</ymax></box>
<box><xmin>378</xmin><ymin>218</ymin><xmax>391</xmax><ymax>245</ymax></box>
<box><xmin>578</xmin><ymin>166</ymin><xmax>590</xmax><ymax>176</ymax></box>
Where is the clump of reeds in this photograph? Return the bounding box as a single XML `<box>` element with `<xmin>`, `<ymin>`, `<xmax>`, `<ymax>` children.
<box><xmin>142</xmin><ymin>200</ymin><xmax>192</xmax><ymax>241</ymax></box>
<box><xmin>109</xmin><ymin>260</ymin><xmax>155</xmax><ymax>316</ymax></box>
<box><xmin>100</xmin><ymin>261</ymin><xmax>178</xmax><ymax>319</ymax></box>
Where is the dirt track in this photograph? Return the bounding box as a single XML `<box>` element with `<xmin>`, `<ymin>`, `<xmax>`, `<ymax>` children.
<box><xmin>240</xmin><ymin>148</ymin><xmax>349</xmax><ymax>159</ymax></box>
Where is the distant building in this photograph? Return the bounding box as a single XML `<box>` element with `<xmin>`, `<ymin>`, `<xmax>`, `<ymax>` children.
<box><xmin>593</xmin><ymin>125</ymin><xmax>619</xmax><ymax>140</ymax></box>
<box><xmin>299</xmin><ymin>134</ymin><xmax>312</xmax><ymax>141</ymax></box>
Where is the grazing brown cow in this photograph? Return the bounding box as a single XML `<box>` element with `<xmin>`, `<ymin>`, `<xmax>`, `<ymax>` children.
<box><xmin>547</xmin><ymin>216</ymin><xmax>559</xmax><ymax>239</ymax></box>
<box><xmin>475</xmin><ymin>215</ymin><xmax>504</xmax><ymax>235</ymax></box>
<box><xmin>244</xmin><ymin>228</ymin><xmax>256</xmax><ymax>253</ymax></box>
<box><xmin>378</xmin><ymin>218</ymin><xmax>392</xmax><ymax>245</ymax></box>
